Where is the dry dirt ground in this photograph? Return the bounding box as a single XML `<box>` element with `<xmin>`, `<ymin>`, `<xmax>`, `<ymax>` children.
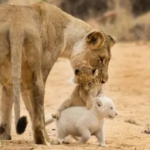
<box><xmin>0</xmin><ymin>43</ymin><xmax>150</xmax><ymax>150</ymax></box>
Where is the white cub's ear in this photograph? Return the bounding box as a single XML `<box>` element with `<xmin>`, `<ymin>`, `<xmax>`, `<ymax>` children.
<box><xmin>94</xmin><ymin>97</ymin><xmax>103</xmax><ymax>107</ymax></box>
<box><xmin>68</xmin><ymin>76</ymin><xmax>78</xmax><ymax>84</ymax></box>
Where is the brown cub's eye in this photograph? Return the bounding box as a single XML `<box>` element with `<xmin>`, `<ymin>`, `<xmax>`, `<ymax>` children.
<box><xmin>88</xmin><ymin>82</ymin><xmax>92</xmax><ymax>86</ymax></box>
<box><xmin>80</xmin><ymin>83</ymin><xmax>83</xmax><ymax>86</ymax></box>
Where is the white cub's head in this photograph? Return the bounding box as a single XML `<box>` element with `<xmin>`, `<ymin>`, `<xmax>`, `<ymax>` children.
<box><xmin>94</xmin><ymin>94</ymin><xmax>118</xmax><ymax>119</ymax></box>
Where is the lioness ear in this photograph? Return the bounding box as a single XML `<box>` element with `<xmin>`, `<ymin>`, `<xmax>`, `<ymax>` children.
<box><xmin>107</xmin><ymin>35</ymin><xmax>116</xmax><ymax>47</ymax></box>
<box><xmin>86</xmin><ymin>31</ymin><xmax>105</xmax><ymax>49</ymax></box>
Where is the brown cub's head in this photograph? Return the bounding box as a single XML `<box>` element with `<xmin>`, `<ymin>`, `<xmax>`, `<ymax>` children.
<box><xmin>70</xmin><ymin>31</ymin><xmax>115</xmax><ymax>84</ymax></box>
<box><xmin>74</xmin><ymin>67</ymin><xmax>97</xmax><ymax>92</ymax></box>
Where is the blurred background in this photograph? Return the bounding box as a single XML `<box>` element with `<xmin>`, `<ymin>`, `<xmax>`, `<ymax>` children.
<box><xmin>1</xmin><ymin>0</ymin><xmax>150</xmax><ymax>41</ymax></box>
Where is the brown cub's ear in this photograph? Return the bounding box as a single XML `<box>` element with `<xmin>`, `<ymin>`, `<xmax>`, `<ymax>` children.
<box><xmin>107</xmin><ymin>35</ymin><xmax>116</xmax><ymax>47</ymax></box>
<box><xmin>86</xmin><ymin>31</ymin><xmax>105</xmax><ymax>50</ymax></box>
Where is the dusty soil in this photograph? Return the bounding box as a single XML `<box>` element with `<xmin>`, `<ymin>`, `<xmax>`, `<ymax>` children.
<box><xmin>1</xmin><ymin>43</ymin><xmax>150</xmax><ymax>150</ymax></box>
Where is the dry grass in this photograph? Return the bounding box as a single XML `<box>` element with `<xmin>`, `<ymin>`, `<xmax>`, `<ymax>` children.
<box><xmin>88</xmin><ymin>0</ymin><xmax>150</xmax><ymax>41</ymax></box>
<box><xmin>100</xmin><ymin>0</ymin><xmax>135</xmax><ymax>41</ymax></box>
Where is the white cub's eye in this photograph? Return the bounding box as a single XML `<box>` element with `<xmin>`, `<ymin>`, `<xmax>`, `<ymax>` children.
<box><xmin>110</xmin><ymin>107</ymin><xmax>113</xmax><ymax>109</ymax></box>
<box><xmin>97</xmin><ymin>102</ymin><xmax>101</xmax><ymax>107</ymax></box>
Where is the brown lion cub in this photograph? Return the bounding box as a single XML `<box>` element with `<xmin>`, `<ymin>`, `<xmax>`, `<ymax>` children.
<box><xmin>45</xmin><ymin>67</ymin><xmax>101</xmax><ymax>125</ymax></box>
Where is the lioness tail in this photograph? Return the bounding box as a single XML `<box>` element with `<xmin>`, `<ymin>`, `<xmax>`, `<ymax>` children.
<box><xmin>9</xmin><ymin>27</ymin><xmax>27</xmax><ymax>134</ymax></box>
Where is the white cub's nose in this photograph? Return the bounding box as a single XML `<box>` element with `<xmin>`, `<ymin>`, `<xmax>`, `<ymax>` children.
<box><xmin>114</xmin><ymin>110</ymin><xmax>118</xmax><ymax>117</ymax></box>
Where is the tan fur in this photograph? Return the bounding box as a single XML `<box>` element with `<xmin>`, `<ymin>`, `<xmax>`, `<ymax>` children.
<box><xmin>0</xmin><ymin>2</ymin><xmax>115</xmax><ymax>145</ymax></box>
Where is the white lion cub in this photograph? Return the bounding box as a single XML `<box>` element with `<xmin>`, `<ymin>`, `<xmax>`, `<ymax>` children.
<box><xmin>56</xmin><ymin>95</ymin><xmax>118</xmax><ymax>147</ymax></box>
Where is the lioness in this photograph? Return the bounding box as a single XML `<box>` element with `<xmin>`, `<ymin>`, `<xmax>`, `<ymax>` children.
<box><xmin>0</xmin><ymin>1</ymin><xmax>115</xmax><ymax>145</ymax></box>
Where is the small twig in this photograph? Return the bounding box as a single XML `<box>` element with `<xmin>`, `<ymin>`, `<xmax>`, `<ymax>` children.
<box><xmin>125</xmin><ymin>119</ymin><xmax>139</xmax><ymax>126</ymax></box>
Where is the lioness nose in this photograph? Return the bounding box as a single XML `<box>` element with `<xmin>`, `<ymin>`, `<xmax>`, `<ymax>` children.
<box><xmin>101</xmin><ymin>76</ymin><xmax>108</xmax><ymax>84</ymax></box>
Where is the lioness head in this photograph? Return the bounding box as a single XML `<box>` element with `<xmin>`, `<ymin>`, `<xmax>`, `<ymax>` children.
<box><xmin>95</xmin><ymin>95</ymin><xmax>118</xmax><ymax>119</ymax></box>
<box><xmin>70</xmin><ymin>31</ymin><xmax>115</xmax><ymax>84</ymax></box>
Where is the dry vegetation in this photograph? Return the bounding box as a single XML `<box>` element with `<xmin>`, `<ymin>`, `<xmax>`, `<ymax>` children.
<box><xmin>47</xmin><ymin>0</ymin><xmax>150</xmax><ymax>41</ymax></box>
<box><xmin>1</xmin><ymin>0</ymin><xmax>150</xmax><ymax>41</ymax></box>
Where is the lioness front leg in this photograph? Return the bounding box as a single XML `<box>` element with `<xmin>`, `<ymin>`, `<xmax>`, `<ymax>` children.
<box><xmin>0</xmin><ymin>86</ymin><xmax>13</xmax><ymax>140</ymax></box>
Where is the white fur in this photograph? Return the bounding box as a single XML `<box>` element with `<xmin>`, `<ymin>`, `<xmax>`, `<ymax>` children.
<box><xmin>68</xmin><ymin>76</ymin><xmax>77</xmax><ymax>84</ymax></box>
<box><xmin>72</xmin><ymin>40</ymin><xmax>85</xmax><ymax>56</ymax></box>
<box><xmin>61</xmin><ymin>18</ymin><xmax>93</xmax><ymax>58</ymax></box>
<box><xmin>56</xmin><ymin>95</ymin><xmax>117</xmax><ymax>146</ymax></box>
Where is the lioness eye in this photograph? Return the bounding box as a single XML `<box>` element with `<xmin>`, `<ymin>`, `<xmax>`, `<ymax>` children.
<box><xmin>92</xmin><ymin>69</ymin><xmax>96</xmax><ymax>74</ymax></box>
<box><xmin>100</xmin><ymin>57</ymin><xmax>103</xmax><ymax>63</ymax></box>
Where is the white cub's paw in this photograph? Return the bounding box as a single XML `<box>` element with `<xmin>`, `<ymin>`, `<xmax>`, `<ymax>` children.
<box><xmin>51</xmin><ymin>112</ymin><xmax>60</xmax><ymax>119</ymax></box>
<box><xmin>99</xmin><ymin>143</ymin><xmax>108</xmax><ymax>148</ymax></box>
<box><xmin>62</xmin><ymin>139</ymin><xmax>70</xmax><ymax>144</ymax></box>
<box><xmin>50</xmin><ymin>137</ymin><xmax>61</xmax><ymax>145</ymax></box>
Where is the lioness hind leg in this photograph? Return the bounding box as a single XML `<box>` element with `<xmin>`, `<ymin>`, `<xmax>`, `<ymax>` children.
<box><xmin>24</xmin><ymin>37</ymin><xmax>49</xmax><ymax>145</ymax></box>
<box><xmin>30</xmin><ymin>75</ymin><xmax>50</xmax><ymax>145</ymax></box>
<box><xmin>0</xmin><ymin>86</ymin><xmax>13</xmax><ymax>140</ymax></box>
<box><xmin>21</xmin><ymin>83</ymin><xmax>50</xmax><ymax>145</ymax></box>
